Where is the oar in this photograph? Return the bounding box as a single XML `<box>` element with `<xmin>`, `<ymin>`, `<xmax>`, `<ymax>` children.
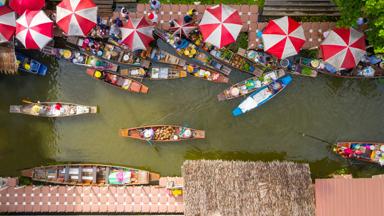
<box><xmin>299</xmin><ymin>132</ymin><xmax>334</xmax><ymax>145</ymax></box>
<box><xmin>145</xmin><ymin>139</ymin><xmax>159</xmax><ymax>153</ymax></box>
<box><xmin>22</xmin><ymin>99</ymin><xmax>34</xmax><ymax>104</ymax></box>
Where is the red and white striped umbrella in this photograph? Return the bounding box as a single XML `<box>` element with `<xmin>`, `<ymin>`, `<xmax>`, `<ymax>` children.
<box><xmin>121</xmin><ymin>16</ymin><xmax>154</xmax><ymax>51</ymax></box>
<box><xmin>9</xmin><ymin>0</ymin><xmax>45</xmax><ymax>16</ymax></box>
<box><xmin>320</xmin><ymin>27</ymin><xmax>366</xmax><ymax>70</ymax></box>
<box><xmin>170</xmin><ymin>19</ymin><xmax>197</xmax><ymax>38</ymax></box>
<box><xmin>262</xmin><ymin>16</ymin><xmax>306</xmax><ymax>59</ymax></box>
<box><xmin>0</xmin><ymin>6</ymin><xmax>15</xmax><ymax>43</ymax></box>
<box><xmin>199</xmin><ymin>4</ymin><xmax>242</xmax><ymax>48</ymax></box>
<box><xmin>56</xmin><ymin>0</ymin><xmax>97</xmax><ymax>36</ymax></box>
<box><xmin>16</xmin><ymin>10</ymin><xmax>53</xmax><ymax>49</ymax></box>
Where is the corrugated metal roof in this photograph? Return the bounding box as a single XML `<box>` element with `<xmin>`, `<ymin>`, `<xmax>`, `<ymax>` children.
<box><xmin>315</xmin><ymin>178</ymin><xmax>384</xmax><ymax>216</ymax></box>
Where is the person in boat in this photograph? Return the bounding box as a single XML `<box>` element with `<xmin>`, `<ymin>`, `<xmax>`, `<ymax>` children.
<box><xmin>149</xmin><ymin>0</ymin><xmax>161</xmax><ymax>11</ymax></box>
<box><xmin>120</xmin><ymin>7</ymin><xmax>129</xmax><ymax>21</ymax></box>
<box><xmin>148</xmin><ymin>12</ymin><xmax>158</xmax><ymax>24</ymax></box>
<box><xmin>142</xmin><ymin>128</ymin><xmax>154</xmax><ymax>140</ymax></box>
<box><xmin>271</xmin><ymin>82</ymin><xmax>282</xmax><ymax>93</ymax></box>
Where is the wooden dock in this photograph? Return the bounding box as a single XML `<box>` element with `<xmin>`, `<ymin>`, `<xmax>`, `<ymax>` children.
<box><xmin>0</xmin><ymin>177</ymin><xmax>184</xmax><ymax>214</ymax></box>
<box><xmin>262</xmin><ymin>0</ymin><xmax>340</xmax><ymax>17</ymax></box>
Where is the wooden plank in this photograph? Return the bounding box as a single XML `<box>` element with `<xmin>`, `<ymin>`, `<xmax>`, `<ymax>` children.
<box><xmin>92</xmin><ymin>166</ymin><xmax>97</xmax><ymax>184</ymax></box>
<box><xmin>265</xmin><ymin>2</ymin><xmax>337</xmax><ymax>6</ymax></box>
<box><xmin>262</xmin><ymin>11</ymin><xmax>340</xmax><ymax>16</ymax></box>
<box><xmin>105</xmin><ymin>167</ymin><xmax>110</xmax><ymax>184</ymax></box>
<box><xmin>64</xmin><ymin>165</ymin><xmax>70</xmax><ymax>182</ymax></box>
<box><xmin>78</xmin><ymin>167</ymin><xmax>82</xmax><ymax>183</ymax></box>
<box><xmin>263</xmin><ymin>6</ymin><xmax>339</xmax><ymax>12</ymax></box>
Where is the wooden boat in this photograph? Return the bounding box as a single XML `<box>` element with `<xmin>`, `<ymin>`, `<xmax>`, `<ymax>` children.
<box><xmin>186</xmin><ymin>64</ymin><xmax>229</xmax><ymax>83</ymax></box>
<box><xmin>21</xmin><ymin>164</ymin><xmax>160</xmax><ymax>186</ymax></box>
<box><xmin>334</xmin><ymin>142</ymin><xmax>384</xmax><ymax>165</ymax></box>
<box><xmin>120</xmin><ymin>66</ymin><xmax>187</xmax><ymax>80</ymax></box>
<box><xmin>149</xmin><ymin>47</ymin><xmax>187</xmax><ymax>67</ymax></box>
<box><xmin>41</xmin><ymin>46</ymin><xmax>119</xmax><ymax>72</ymax></box>
<box><xmin>120</xmin><ymin>125</ymin><xmax>205</xmax><ymax>142</ymax></box>
<box><xmin>154</xmin><ymin>29</ymin><xmax>232</xmax><ymax>75</ymax></box>
<box><xmin>67</xmin><ymin>37</ymin><xmax>151</xmax><ymax>68</ymax></box>
<box><xmin>218</xmin><ymin>69</ymin><xmax>286</xmax><ymax>101</ymax></box>
<box><xmin>282</xmin><ymin>57</ymin><xmax>318</xmax><ymax>78</ymax></box>
<box><xmin>318</xmin><ymin>57</ymin><xmax>384</xmax><ymax>78</ymax></box>
<box><xmin>9</xmin><ymin>101</ymin><xmax>97</xmax><ymax>117</ymax></box>
<box><xmin>16</xmin><ymin>53</ymin><xmax>48</xmax><ymax>76</ymax></box>
<box><xmin>232</xmin><ymin>75</ymin><xmax>293</xmax><ymax>117</ymax></box>
<box><xmin>86</xmin><ymin>69</ymin><xmax>149</xmax><ymax>94</ymax></box>
<box><xmin>189</xmin><ymin>31</ymin><xmax>263</xmax><ymax>76</ymax></box>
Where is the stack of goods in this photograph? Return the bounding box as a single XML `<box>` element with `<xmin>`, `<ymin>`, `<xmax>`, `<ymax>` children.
<box><xmin>154</xmin><ymin>126</ymin><xmax>176</xmax><ymax>141</ymax></box>
<box><xmin>231</xmin><ymin>54</ymin><xmax>254</xmax><ymax>73</ymax></box>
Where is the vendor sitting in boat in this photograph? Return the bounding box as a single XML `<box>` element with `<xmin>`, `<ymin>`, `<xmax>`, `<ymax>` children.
<box><xmin>142</xmin><ymin>128</ymin><xmax>154</xmax><ymax>140</ymax></box>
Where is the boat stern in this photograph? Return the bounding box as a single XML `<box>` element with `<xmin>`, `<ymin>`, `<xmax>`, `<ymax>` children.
<box><xmin>9</xmin><ymin>105</ymin><xmax>21</xmax><ymax>114</ymax></box>
<box><xmin>280</xmin><ymin>74</ymin><xmax>293</xmax><ymax>85</ymax></box>
<box><xmin>149</xmin><ymin>172</ymin><xmax>161</xmax><ymax>183</ymax></box>
<box><xmin>119</xmin><ymin>129</ymin><xmax>129</xmax><ymax>137</ymax></box>
<box><xmin>140</xmin><ymin>85</ymin><xmax>149</xmax><ymax>94</ymax></box>
<box><xmin>193</xmin><ymin>130</ymin><xmax>205</xmax><ymax>139</ymax></box>
<box><xmin>89</xmin><ymin>106</ymin><xmax>98</xmax><ymax>114</ymax></box>
<box><xmin>86</xmin><ymin>68</ymin><xmax>95</xmax><ymax>77</ymax></box>
<box><xmin>21</xmin><ymin>169</ymin><xmax>33</xmax><ymax>178</ymax></box>
<box><xmin>232</xmin><ymin>107</ymin><xmax>243</xmax><ymax>117</ymax></box>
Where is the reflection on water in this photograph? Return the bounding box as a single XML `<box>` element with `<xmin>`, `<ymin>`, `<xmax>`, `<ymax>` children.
<box><xmin>1</xmin><ymin>52</ymin><xmax>384</xmax><ymax>178</ymax></box>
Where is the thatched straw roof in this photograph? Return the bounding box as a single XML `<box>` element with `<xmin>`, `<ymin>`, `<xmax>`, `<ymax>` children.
<box><xmin>182</xmin><ymin>160</ymin><xmax>315</xmax><ymax>216</ymax></box>
<box><xmin>0</xmin><ymin>46</ymin><xmax>18</xmax><ymax>75</ymax></box>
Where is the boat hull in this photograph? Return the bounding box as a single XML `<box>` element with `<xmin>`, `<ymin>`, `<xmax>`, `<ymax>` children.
<box><xmin>334</xmin><ymin>142</ymin><xmax>384</xmax><ymax>165</ymax></box>
<box><xmin>120</xmin><ymin>125</ymin><xmax>205</xmax><ymax>142</ymax></box>
<box><xmin>232</xmin><ymin>75</ymin><xmax>293</xmax><ymax>117</ymax></box>
<box><xmin>21</xmin><ymin>164</ymin><xmax>160</xmax><ymax>186</ymax></box>
<box><xmin>9</xmin><ymin>102</ymin><xmax>98</xmax><ymax>117</ymax></box>
<box><xmin>87</xmin><ymin>69</ymin><xmax>149</xmax><ymax>94</ymax></box>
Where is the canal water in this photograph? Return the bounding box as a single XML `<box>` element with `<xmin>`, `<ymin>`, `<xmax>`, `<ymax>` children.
<box><xmin>1</xmin><ymin>51</ymin><xmax>384</xmax><ymax>179</ymax></box>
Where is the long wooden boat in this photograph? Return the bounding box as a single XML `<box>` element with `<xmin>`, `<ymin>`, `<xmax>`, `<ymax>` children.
<box><xmin>149</xmin><ymin>47</ymin><xmax>187</xmax><ymax>67</ymax></box>
<box><xmin>120</xmin><ymin>66</ymin><xmax>187</xmax><ymax>80</ymax></box>
<box><xmin>186</xmin><ymin>64</ymin><xmax>229</xmax><ymax>83</ymax></box>
<box><xmin>16</xmin><ymin>53</ymin><xmax>48</xmax><ymax>76</ymax></box>
<box><xmin>41</xmin><ymin>46</ymin><xmax>119</xmax><ymax>72</ymax></box>
<box><xmin>10</xmin><ymin>102</ymin><xmax>97</xmax><ymax>117</ymax></box>
<box><xmin>120</xmin><ymin>125</ymin><xmax>205</xmax><ymax>142</ymax></box>
<box><xmin>283</xmin><ymin>57</ymin><xmax>318</xmax><ymax>77</ymax></box>
<box><xmin>86</xmin><ymin>69</ymin><xmax>149</xmax><ymax>94</ymax></box>
<box><xmin>218</xmin><ymin>69</ymin><xmax>286</xmax><ymax>101</ymax></box>
<box><xmin>334</xmin><ymin>142</ymin><xmax>384</xmax><ymax>165</ymax></box>
<box><xmin>21</xmin><ymin>164</ymin><xmax>160</xmax><ymax>186</ymax></box>
<box><xmin>243</xmin><ymin>49</ymin><xmax>280</xmax><ymax>71</ymax></box>
<box><xmin>232</xmin><ymin>75</ymin><xmax>293</xmax><ymax>117</ymax></box>
<box><xmin>67</xmin><ymin>37</ymin><xmax>151</xmax><ymax>68</ymax></box>
<box><xmin>154</xmin><ymin>29</ymin><xmax>232</xmax><ymax>76</ymax></box>
<box><xmin>189</xmin><ymin>31</ymin><xmax>263</xmax><ymax>76</ymax></box>
<box><xmin>318</xmin><ymin>58</ymin><xmax>384</xmax><ymax>79</ymax></box>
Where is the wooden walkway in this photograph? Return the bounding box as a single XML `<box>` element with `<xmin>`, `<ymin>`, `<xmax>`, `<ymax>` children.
<box><xmin>262</xmin><ymin>0</ymin><xmax>339</xmax><ymax>17</ymax></box>
<box><xmin>132</xmin><ymin>4</ymin><xmax>335</xmax><ymax>49</ymax></box>
<box><xmin>0</xmin><ymin>178</ymin><xmax>184</xmax><ymax>214</ymax></box>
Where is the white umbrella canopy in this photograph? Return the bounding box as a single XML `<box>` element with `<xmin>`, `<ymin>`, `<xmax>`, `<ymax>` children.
<box><xmin>262</xmin><ymin>16</ymin><xmax>306</xmax><ymax>59</ymax></box>
<box><xmin>320</xmin><ymin>27</ymin><xmax>366</xmax><ymax>70</ymax></box>
<box><xmin>0</xmin><ymin>6</ymin><xmax>16</xmax><ymax>43</ymax></box>
<box><xmin>198</xmin><ymin>4</ymin><xmax>243</xmax><ymax>48</ymax></box>
<box><xmin>120</xmin><ymin>16</ymin><xmax>154</xmax><ymax>51</ymax></box>
<box><xmin>56</xmin><ymin>0</ymin><xmax>97</xmax><ymax>36</ymax></box>
<box><xmin>16</xmin><ymin>10</ymin><xmax>53</xmax><ymax>49</ymax></box>
<box><xmin>170</xmin><ymin>19</ymin><xmax>197</xmax><ymax>38</ymax></box>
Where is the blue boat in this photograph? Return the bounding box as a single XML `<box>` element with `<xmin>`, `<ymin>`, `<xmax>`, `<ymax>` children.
<box><xmin>232</xmin><ymin>75</ymin><xmax>293</xmax><ymax>117</ymax></box>
<box><xmin>16</xmin><ymin>53</ymin><xmax>48</xmax><ymax>76</ymax></box>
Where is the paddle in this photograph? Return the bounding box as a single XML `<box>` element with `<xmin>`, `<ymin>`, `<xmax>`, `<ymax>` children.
<box><xmin>22</xmin><ymin>99</ymin><xmax>34</xmax><ymax>104</ymax></box>
<box><xmin>299</xmin><ymin>132</ymin><xmax>334</xmax><ymax>145</ymax></box>
<box><xmin>145</xmin><ymin>138</ymin><xmax>159</xmax><ymax>153</ymax></box>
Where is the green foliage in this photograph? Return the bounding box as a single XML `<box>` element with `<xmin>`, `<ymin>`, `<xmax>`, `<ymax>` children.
<box><xmin>139</xmin><ymin>0</ymin><xmax>258</xmax><ymax>4</ymax></box>
<box><xmin>334</xmin><ymin>0</ymin><xmax>384</xmax><ymax>54</ymax></box>
<box><xmin>299</xmin><ymin>49</ymin><xmax>319</xmax><ymax>59</ymax></box>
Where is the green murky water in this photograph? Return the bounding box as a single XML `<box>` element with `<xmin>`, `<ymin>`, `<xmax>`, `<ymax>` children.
<box><xmin>1</xmin><ymin>50</ymin><xmax>384</xmax><ymax>179</ymax></box>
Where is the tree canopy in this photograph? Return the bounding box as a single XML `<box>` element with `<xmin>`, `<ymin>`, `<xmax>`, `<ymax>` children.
<box><xmin>334</xmin><ymin>0</ymin><xmax>384</xmax><ymax>54</ymax></box>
